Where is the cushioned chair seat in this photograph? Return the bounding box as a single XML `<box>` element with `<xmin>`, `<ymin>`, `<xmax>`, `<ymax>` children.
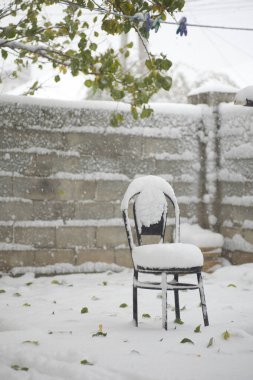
<box><xmin>132</xmin><ymin>243</ymin><xmax>203</xmax><ymax>270</ymax></box>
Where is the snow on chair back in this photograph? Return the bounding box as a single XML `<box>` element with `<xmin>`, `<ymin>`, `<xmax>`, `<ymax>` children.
<box><xmin>121</xmin><ymin>176</ymin><xmax>180</xmax><ymax>245</ymax></box>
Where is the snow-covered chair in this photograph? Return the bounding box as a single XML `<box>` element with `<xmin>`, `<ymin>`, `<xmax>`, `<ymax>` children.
<box><xmin>121</xmin><ymin>175</ymin><xmax>209</xmax><ymax>330</ymax></box>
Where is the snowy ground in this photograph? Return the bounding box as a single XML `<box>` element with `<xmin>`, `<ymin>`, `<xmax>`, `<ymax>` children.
<box><xmin>0</xmin><ymin>264</ymin><xmax>253</xmax><ymax>380</ymax></box>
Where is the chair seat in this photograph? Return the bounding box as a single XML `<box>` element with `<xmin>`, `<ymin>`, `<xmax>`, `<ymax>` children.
<box><xmin>132</xmin><ymin>243</ymin><xmax>203</xmax><ymax>270</ymax></box>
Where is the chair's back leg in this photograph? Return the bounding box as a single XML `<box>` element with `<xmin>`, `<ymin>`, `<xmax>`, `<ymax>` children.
<box><xmin>133</xmin><ymin>270</ymin><xmax>138</xmax><ymax>327</ymax></box>
<box><xmin>174</xmin><ymin>274</ymin><xmax>180</xmax><ymax>321</ymax></box>
<box><xmin>161</xmin><ymin>272</ymin><xmax>168</xmax><ymax>330</ymax></box>
<box><xmin>197</xmin><ymin>272</ymin><xmax>209</xmax><ymax>326</ymax></box>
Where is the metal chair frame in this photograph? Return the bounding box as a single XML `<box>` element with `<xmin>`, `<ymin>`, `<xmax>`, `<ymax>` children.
<box><xmin>122</xmin><ymin>191</ymin><xmax>209</xmax><ymax>330</ymax></box>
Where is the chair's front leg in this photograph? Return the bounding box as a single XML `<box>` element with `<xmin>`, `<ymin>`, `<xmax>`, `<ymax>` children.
<box><xmin>161</xmin><ymin>272</ymin><xmax>168</xmax><ymax>330</ymax></box>
<box><xmin>197</xmin><ymin>272</ymin><xmax>209</xmax><ymax>326</ymax></box>
<box><xmin>174</xmin><ymin>274</ymin><xmax>180</xmax><ymax>321</ymax></box>
<box><xmin>133</xmin><ymin>270</ymin><xmax>138</xmax><ymax>327</ymax></box>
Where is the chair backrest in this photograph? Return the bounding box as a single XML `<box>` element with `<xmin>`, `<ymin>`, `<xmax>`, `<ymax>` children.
<box><xmin>133</xmin><ymin>201</ymin><xmax>166</xmax><ymax>246</ymax></box>
<box><xmin>121</xmin><ymin>176</ymin><xmax>180</xmax><ymax>252</ymax></box>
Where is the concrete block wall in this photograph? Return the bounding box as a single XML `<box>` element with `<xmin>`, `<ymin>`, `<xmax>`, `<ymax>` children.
<box><xmin>0</xmin><ymin>95</ymin><xmax>252</xmax><ymax>272</ymax></box>
<box><xmin>0</xmin><ymin>96</ymin><xmax>205</xmax><ymax>272</ymax></box>
<box><xmin>218</xmin><ymin>104</ymin><xmax>253</xmax><ymax>264</ymax></box>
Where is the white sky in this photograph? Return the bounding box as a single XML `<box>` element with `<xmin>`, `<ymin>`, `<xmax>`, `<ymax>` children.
<box><xmin>149</xmin><ymin>0</ymin><xmax>253</xmax><ymax>87</ymax></box>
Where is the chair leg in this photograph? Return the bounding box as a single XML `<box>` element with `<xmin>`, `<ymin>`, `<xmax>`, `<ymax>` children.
<box><xmin>161</xmin><ymin>272</ymin><xmax>168</xmax><ymax>330</ymax></box>
<box><xmin>197</xmin><ymin>272</ymin><xmax>209</xmax><ymax>326</ymax></box>
<box><xmin>174</xmin><ymin>274</ymin><xmax>180</xmax><ymax>321</ymax></box>
<box><xmin>133</xmin><ymin>271</ymin><xmax>138</xmax><ymax>327</ymax></box>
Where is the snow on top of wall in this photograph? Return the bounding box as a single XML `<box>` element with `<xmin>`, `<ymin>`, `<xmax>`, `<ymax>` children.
<box><xmin>188</xmin><ymin>81</ymin><xmax>238</xmax><ymax>96</ymax></box>
<box><xmin>219</xmin><ymin>102</ymin><xmax>253</xmax><ymax>115</ymax></box>
<box><xmin>224</xmin><ymin>143</ymin><xmax>253</xmax><ymax>159</ymax></box>
<box><xmin>0</xmin><ymin>95</ymin><xmax>201</xmax><ymax>117</ymax></box>
<box><xmin>180</xmin><ymin>223</ymin><xmax>224</xmax><ymax>248</ymax></box>
<box><xmin>0</xmin><ymin>95</ymin><xmax>129</xmax><ymax>111</ymax></box>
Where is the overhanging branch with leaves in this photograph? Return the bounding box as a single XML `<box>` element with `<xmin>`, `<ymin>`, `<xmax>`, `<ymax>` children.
<box><xmin>0</xmin><ymin>0</ymin><xmax>185</xmax><ymax>125</ymax></box>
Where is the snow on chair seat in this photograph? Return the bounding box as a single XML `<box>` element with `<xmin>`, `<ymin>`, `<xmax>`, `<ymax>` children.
<box><xmin>121</xmin><ymin>175</ymin><xmax>209</xmax><ymax>330</ymax></box>
<box><xmin>132</xmin><ymin>243</ymin><xmax>203</xmax><ymax>270</ymax></box>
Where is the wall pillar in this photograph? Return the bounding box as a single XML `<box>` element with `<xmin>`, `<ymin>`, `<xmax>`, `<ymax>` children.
<box><xmin>187</xmin><ymin>87</ymin><xmax>237</xmax><ymax>232</ymax></box>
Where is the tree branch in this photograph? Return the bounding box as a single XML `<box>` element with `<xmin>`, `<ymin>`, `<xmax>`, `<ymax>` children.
<box><xmin>0</xmin><ymin>38</ymin><xmax>70</xmax><ymax>65</ymax></box>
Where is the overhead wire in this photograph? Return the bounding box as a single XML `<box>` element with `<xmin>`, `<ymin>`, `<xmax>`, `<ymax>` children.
<box><xmin>59</xmin><ymin>2</ymin><xmax>253</xmax><ymax>33</ymax></box>
<box><xmin>187</xmin><ymin>9</ymin><xmax>249</xmax><ymax>85</ymax></box>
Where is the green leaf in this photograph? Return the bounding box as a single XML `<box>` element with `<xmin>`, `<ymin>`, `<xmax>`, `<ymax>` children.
<box><xmin>92</xmin><ymin>331</ymin><xmax>107</xmax><ymax>337</ymax></box>
<box><xmin>161</xmin><ymin>59</ymin><xmax>172</xmax><ymax>71</ymax></box>
<box><xmin>207</xmin><ymin>337</ymin><xmax>214</xmax><ymax>348</ymax></box>
<box><xmin>80</xmin><ymin>359</ymin><xmax>93</xmax><ymax>365</ymax></box>
<box><xmin>145</xmin><ymin>59</ymin><xmax>153</xmax><ymax>70</ymax></box>
<box><xmin>227</xmin><ymin>284</ymin><xmax>237</xmax><ymax>288</ymax></box>
<box><xmin>180</xmin><ymin>338</ymin><xmax>194</xmax><ymax>345</ymax></box>
<box><xmin>0</xmin><ymin>289</ymin><xmax>6</xmax><ymax>294</ymax></box>
<box><xmin>142</xmin><ymin>313</ymin><xmax>151</xmax><ymax>318</ymax></box>
<box><xmin>26</xmin><ymin>282</ymin><xmax>33</xmax><ymax>286</ymax></box>
<box><xmin>102</xmin><ymin>281</ymin><xmax>107</xmax><ymax>286</ymax></box>
<box><xmin>111</xmin><ymin>88</ymin><xmax>125</xmax><ymax>101</ymax></box>
<box><xmin>54</xmin><ymin>75</ymin><xmax>60</xmax><ymax>82</ymax></box>
<box><xmin>85</xmin><ymin>79</ymin><xmax>93</xmax><ymax>88</ymax></box>
<box><xmin>11</xmin><ymin>364</ymin><xmax>29</xmax><ymax>371</ymax></box>
<box><xmin>51</xmin><ymin>279</ymin><xmax>62</xmax><ymax>285</ymax></box>
<box><xmin>222</xmin><ymin>330</ymin><xmax>231</xmax><ymax>340</ymax></box>
<box><xmin>90</xmin><ymin>43</ymin><xmax>97</xmax><ymax>51</ymax></box>
<box><xmin>1</xmin><ymin>49</ymin><xmax>8</xmax><ymax>60</ymax></box>
<box><xmin>140</xmin><ymin>107</ymin><xmax>153</xmax><ymax>119</ymax></box>
<box><xmin>81</xmin><ymin>307</ymin><xmax>88</xmax><ymax>314</ymax></box>
<box><xmin>23</xmin><ymin>303</ymin><xmax>31</xmax><ymax>307</ymax></box>
<box><xmin>194</xmin><ymin>324</ymin><xmax>201</xmax><ymax>333</ymax></box>
<box><xmin>126</xmin><ymin>42</ymin><xmax>133</xmax><ymax>48</ymax></box>
<box><xmin>131</xmin><ymin>106</ymin><xmax>138</xmax><ymax>120</ymax></box>
<box><xmin>174</xmin><ymin>318</ymin><xmax>184</xmax><ymax>325</ymax></box>
<box><xmin>119</xmin><ymin>303</ymin><xmax>128</xmax><ymax>308</ymax></box>
<box><xmin>22</xmin><ymin>340</ymin><xmax>39</xmax><ymax>346</ymax></box>
<box><xmin>87</xmin><ymin>0</ymin><xmax>95</xmax><ymax>10</ymax></box>
<box><xmin>110</xmin><ymin>113</ymin><xmax>124</xmax><ymax>128</ymax></box>
<box><xmin>92</xmin><ymin>324</ymin><xmax>107</xmax><ymax>337</ymax></box>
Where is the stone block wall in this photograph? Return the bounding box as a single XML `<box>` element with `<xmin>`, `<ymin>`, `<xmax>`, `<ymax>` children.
<box><xmin>0</xmin><ymin>96</ymin><xmax>204</xmax><ymax>272</ymax></box>
<box><xmin>0</xmin><ymin>95</ymin><xmax>252</xmax><ymax>272</ymax></box>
